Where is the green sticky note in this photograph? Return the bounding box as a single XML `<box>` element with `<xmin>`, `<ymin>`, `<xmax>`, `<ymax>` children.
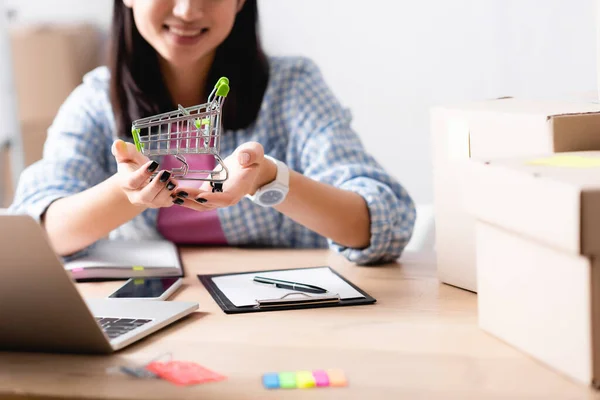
<box><xmin>278</xmin><ymin>372</ymin><xmax>296</xmax><ymax>389</ymax></box>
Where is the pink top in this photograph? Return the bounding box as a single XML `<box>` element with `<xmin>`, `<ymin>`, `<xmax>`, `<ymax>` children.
<box><xmin>156</xmin><ymin>154</ymin><xmax>228</xmax><ymax>245</ymax></box>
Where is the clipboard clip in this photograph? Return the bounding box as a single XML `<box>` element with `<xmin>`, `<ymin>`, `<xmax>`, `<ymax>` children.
<box><xmin>254</xmin><ymin>292</ymin><xmax>341</xmax><ymax>309</ymax></box>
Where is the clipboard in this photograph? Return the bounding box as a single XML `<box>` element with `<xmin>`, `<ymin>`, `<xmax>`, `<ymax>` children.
<box><xmin>197</xmin><ymin>266</ymin><xmax>376</xmax><ymax>314</ymax></box>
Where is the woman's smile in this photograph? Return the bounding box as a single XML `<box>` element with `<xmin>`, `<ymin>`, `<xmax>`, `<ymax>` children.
<box><xmin>163</xmin><ymin>23</ymin><xmax>210</xmax><ymax>46</ymax></box>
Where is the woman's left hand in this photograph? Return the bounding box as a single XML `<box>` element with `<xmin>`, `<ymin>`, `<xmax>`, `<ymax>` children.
<box><xmin>172</xmin><ymin>142</ymin><xmax>276</xmax><ymax>211</ymax></box>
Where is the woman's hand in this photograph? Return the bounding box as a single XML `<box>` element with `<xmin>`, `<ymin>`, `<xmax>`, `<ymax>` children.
<box><xmin>111</xmin><ymin>139</ymin><xmax>181</xmax><ymax>208</ymax></box>
<box><xmin>174</xmin><ymin>142</ymin><xmax>276</xmax><ymax>211</ymax></box>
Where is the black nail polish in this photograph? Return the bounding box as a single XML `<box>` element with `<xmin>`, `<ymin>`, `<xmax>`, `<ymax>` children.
<box><xmin>196</xmin><ymin>197</ymin><xmax>207</xmax><ymax>204</ymax></box>
<box><xmin>173</xmin><ymin>198</ymin><xmax>184</xmax><ymax>205</ymax></box>
<box><xmin>147</xmin><ymin>161</ymin><xmax>159</xmax><ymax>173</ymax></box>
<box><xmin>177</xmin><ymin>191</ymin><xmax>188</xmax><ymax>198</ymax></box>
<box><xmin>166</xmin><ymin>181</ymin><xmax>176</xmax><ymax>190</ymax></box>
<box><xmin>160</xmin><ymin>171</ymin><xmax>171</xmax><ymax>182</ymax></box>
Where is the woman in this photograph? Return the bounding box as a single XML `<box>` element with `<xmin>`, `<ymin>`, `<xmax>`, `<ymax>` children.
<box><xmin>9</xmin><ymin>0</ymin><xmax>416</xmax><ymax>265</ymax></box>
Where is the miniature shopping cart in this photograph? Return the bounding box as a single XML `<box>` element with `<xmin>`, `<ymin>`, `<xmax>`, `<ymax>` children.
<box><xmin>131</xmin><ymin>77</ymin><xmax>230</xmax><ymax>193</ymax></box>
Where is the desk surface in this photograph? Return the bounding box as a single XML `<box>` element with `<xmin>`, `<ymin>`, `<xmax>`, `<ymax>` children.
<box><xmin>1</xmin><ymin>248</ymin><xmax>599</xmax><ymax>399</ymax></box>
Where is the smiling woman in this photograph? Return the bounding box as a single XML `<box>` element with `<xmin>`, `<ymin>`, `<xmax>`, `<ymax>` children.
<box><xmin>9</xmin><ymin>0</ymin><xmax>417</xmax><ymax>266</ymax></box>
<box><xmin>131</xmin><ymin>0</ymin><xmax>236</xmax><ymax>53</ymax></box>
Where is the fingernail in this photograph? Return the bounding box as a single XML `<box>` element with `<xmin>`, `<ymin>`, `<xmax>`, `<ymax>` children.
<box><xmin>166</xmin><ymin>181</ymin><xmax>176</xmax><ymax>190</ymax></box>
<box><xmin>239</xmin><ymin>152</ymin><xmax>250</xmax><ymax>165</ymax></box>
<box><xmin>196</xmin><ymin>197</ymin><xmax>207</xmax><ymax>203</ymax></box>
<box><xmin>173</xmin><ymin>198</ymin><xmax>184</xmax><ymax>205</ymax></box>
<box><xmin>160</xmin><ymin>171</ymin><xmax>171</xmax><ymax>182</ymax></box>
<box><xmin>147</xmin><ymin>161</ymin><xmax>159</xmax><ymax>173</ymax></box>
<box><xmin>117</xmin><ymin>140</ymin><xmax>127</xmax><ymax>152</ymax></box>
<box><xmin>177</xmin><ymin>191</ymin><xmax>188</xmax><ymax>198</ymax></box>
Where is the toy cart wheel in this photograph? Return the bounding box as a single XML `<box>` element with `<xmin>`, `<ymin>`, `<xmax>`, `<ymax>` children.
<box><xmin>211</xmin><ymin>182</ymin><xmax>223</xmax><ymax>193</ymax></box>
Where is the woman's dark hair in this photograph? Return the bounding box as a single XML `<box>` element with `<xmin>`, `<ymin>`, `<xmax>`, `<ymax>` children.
<box><xmin>109</xmin><ymin>0</ymin><xmax>269</xmax><ymax>137</ymax></box>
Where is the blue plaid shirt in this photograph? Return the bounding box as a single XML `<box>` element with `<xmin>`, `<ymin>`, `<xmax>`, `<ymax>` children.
<box><xmin>9</xmin><ymin>57</ymin><xmax>416</xmax><ymax>265</ymax></box>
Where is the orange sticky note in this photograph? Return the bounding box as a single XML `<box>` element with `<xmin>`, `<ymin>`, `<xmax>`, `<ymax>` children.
<box><xmin>326</xmin><ymin>369</ymin><xmax>347</xmax><ymax>387</ymax></box>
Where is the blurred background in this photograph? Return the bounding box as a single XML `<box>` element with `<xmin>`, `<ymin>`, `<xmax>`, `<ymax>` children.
<box><xmin>0</xmin><ymin>0</ymin><xmax>597</xmax><ymax>249</ymax></box>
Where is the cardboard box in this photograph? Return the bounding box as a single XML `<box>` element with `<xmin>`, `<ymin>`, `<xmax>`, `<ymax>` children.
<box><xmin>0</xmin><ymin>24</ymin><xmax>103</xmax><ymax>206</ymax></box>
<box><xmin>464</xmin><ymin>151</ymin><xmax>600</xmax><ymax>386</ymax></box>
<box><xmin>9</xmin><ymin>24</ymin><xmax>101</xmax><ymax>124</ymax></box>
<box><xmin>431</xmin><ymin>98</ymin><xmax>600</xmax><ymax>292</ymax></box>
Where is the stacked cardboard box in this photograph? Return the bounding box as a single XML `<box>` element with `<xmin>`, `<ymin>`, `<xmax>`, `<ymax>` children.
<box><xmin>431</xmin><ymin>98</ymin><xmax>600</xmax><ymax>292</ymax></box>
<box><xmin>464</xmin><ymin>151</ymin><xmax>600</xmax><ymax>386</ymax></box>
<box><xmin>2</xmin><ymin>24</ymin><xmax>102</xmax><ymax>207</ymax></box>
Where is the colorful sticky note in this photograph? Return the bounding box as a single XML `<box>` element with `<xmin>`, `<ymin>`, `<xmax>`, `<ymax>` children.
<box><xmin>326</xmin><ymin>369</ymin><xmax>348</xmax><ymax>387</ymax></box>
<box><xmin>263</xmin><ymin>369</ymin><xmax>347</xmax><ymax>390</ymax></box>
<box><xmin>312</xmin><ymin>370</ymin><xmax>330</xmax><ymax>387</ymax></box>
<box><xmin>526</xmin><ymin>154</ymin><xmax>600</xmax><ymax>168</ymax></box>
<box><xmin>278</xmin><ymin>372</ymin><xmax>297</xmax><ymax>389</ymax></box>
<box><xmin>295</xmin><ymin>371</ymin><xmax>316</xmax><ymax>389</ymax></box>
<box><xmin>262</xmin><ymin>373</ymin><xmax>280</xmax><ymax>389</ymax></box>
<box><xmin>133</xmin><ymin>266</ymin><xmax>145</xmax><ymax>271</ymax></box>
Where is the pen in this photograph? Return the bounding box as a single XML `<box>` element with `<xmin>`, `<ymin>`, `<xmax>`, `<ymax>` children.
<box><xmin>253</xmin><ymin>276</ymin><xmax>328</xmax><ymax>294</ymax></box>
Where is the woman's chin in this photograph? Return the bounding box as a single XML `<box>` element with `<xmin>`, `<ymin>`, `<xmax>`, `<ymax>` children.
<box><xmin>159</xmin><ymin>47</ymin><xmax>214</xmax><ymax>70</ymax></box>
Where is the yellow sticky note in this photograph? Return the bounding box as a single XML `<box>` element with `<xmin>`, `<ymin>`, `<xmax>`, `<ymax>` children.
<box><xmin>295</xmin><ymin>371</ymin><xmax>316</xmax><ymax>389</ymax></box>
<box><xmin>132</xmin><ymin>266</ymin><xmax>144</xmax><ymax>271</ymax></box>
<box><xmin>527</xmin><ymin>155</ymin><xmax>600</xmax><ymax>168</ymax></box>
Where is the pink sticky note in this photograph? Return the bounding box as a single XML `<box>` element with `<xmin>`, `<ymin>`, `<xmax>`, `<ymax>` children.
<box><xmin>312</xmin><ymin>370</ymin><xmax>330</xmax><ymax>387</ymax></box>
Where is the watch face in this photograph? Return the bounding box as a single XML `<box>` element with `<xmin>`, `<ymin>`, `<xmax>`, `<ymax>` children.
<box><xmin>259</xmin><ymin>190</ymin><xmax>284</xmax><ymax>205</ymax></box>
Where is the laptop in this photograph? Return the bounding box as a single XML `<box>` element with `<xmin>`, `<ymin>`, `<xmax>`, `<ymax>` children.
<box><xmin>0</xmin><ymin>213</ymin><xmax>199</xmax><ymax>354</ymax></box>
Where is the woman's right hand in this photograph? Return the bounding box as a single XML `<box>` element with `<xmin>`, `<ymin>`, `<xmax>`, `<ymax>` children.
<box><xmin>111</xmin><ymin>139</ymin><xmax>182</xmax><ymax>208</ymax></box>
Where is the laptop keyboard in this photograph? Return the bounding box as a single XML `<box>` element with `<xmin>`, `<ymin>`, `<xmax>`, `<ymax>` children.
<box><xmin>95</xmin><ymin>317</ymin><xmax>153</xmax><ymax>340</ymax></box>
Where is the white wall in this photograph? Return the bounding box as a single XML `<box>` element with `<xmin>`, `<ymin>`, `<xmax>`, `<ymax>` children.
<box><xmin>5</xmin><ymin>0</ymin><xmax>597</xmax><ymax>204</ymax></box>
<box><xmin>0</xmin><ymin>0</ymin><xmax>18</xmax><ymax>146</ymax></box>
<box><xmin>259</xmin><ymin>0</ymin><xmax>597</xmax><ymax>204</ymax></box>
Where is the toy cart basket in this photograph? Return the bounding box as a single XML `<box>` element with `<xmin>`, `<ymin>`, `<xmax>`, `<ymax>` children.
<box><xmin>131</xmin><ymin>77</ymin><xmax>230</xmax><ymax>192</ymax></box>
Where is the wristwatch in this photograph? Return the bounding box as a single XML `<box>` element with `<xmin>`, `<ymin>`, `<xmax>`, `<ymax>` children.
<box><xmin>247</xmin><ymin>155</ymin><xmax>289</xmax><ymax>207</ymax></box>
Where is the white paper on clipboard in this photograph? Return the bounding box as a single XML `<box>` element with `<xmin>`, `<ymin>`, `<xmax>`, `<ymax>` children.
<box><xmin>211</xmin><ymin>267</ymin><xmax>365</xmax><ymax>307</ymax></box>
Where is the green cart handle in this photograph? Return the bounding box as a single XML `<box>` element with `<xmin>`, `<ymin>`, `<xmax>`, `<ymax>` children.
<box><xmin>215</xmin><ymin>77</ymin><xmax>229</xmax><ymax>87</ymax></box>
<box><xmin>131</xmin><ymin>127</ymin><xmax>143</xmax><ymax>151</ymax></box>
<box><xmin>215</xmin><ymin>77</ymin><xmax>230</xmax><ymax>97</ymax></box>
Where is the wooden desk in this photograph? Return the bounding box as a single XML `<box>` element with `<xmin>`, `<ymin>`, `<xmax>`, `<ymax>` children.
<box><xmin>1</xmin><ymin>248</ymin><xmax>598</xmax><ymax>399</ymax></box>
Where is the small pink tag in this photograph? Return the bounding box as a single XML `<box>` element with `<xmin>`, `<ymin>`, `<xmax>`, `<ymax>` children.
<box><xmin>146</xmin><ymin>361</ymin><xmax>226</xmax><ymax>386</ymax></box>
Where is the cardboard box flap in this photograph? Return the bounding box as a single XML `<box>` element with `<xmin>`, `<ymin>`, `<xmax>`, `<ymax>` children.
<box><xmin>432</xmin><ymin>99</ymin><xmax>600</xmax><ymax>160</ymax></box>
<box><xmin>433</xmin><ymin>98</ymin><xmax>600</xmax><ymax>117</ymax></box>
<box><xmin>463</xmin><ymin>151</ymin><xmax>600</xmax><ymax>256</ymax></box>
